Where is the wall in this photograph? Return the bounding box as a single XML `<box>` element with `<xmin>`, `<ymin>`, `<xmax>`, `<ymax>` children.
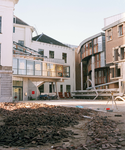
<box><xmin>30</xmin><ymin>41</ymin><xmax>75</xmax><ymax>94</ymax></box>
<box><xmin>105</xmin><ymin>24</ymin><xmax>125</xmax><ymax>64</ymax></box>
<box><xmin>0</xmin><ymin>0</ymin><xmax>14</xmax><ymax>67</ymax></box>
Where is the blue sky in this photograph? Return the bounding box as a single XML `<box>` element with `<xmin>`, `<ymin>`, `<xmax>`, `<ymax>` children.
<box><xmin>14</xmin><ymin>0</ymin><xmax>125</xmax><ymax>45</ymax></box>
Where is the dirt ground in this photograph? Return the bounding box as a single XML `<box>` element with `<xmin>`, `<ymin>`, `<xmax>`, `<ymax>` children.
<box><xmin>0</xmin><ymin>105</ymin><xmax>125</xmax><ymax>150</ymax></box>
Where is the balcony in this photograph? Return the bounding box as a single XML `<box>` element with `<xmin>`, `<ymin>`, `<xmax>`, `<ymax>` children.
<box><xmin>13</xmin><ymin>58</ymin><xmax>70</xmax><ymax>78</ymax></box>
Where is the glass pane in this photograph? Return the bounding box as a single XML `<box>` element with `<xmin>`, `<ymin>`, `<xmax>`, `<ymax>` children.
<box><xmin>42</xmin><ymin>63</ymin><xmax>47</xmax><ymax>76</ymax></box>
<box><xmin>19</xmin><ymin>59</ymin><xmax>26</xmax><ymax>75</ymax></box>
<box><xmin>35</xmin><ymin>61</ymin><xmax>41</xmax><ymax>76</ymax></box>
<box><xmin>57</xmin><ymin>65</ymin><xmax>62</xmax><ymax>71</ymax></box>
<box><xmin>27</xmin><ymin>60</ymin><xmax>34</xmax><ymax>75</ymax></box>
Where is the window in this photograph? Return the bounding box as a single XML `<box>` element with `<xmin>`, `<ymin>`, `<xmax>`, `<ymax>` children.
<box><xmin>13</xmin><ymin>27</ymin><xmax>15</xmax><ymax>33</ymax></box>
<box><xmin>13</xmin><ymin>17</ymin><xmax>16</xmax><ymax>23</ymax></box>
<box><xmin>49</xmin><ymin>51</ymin><xmax>54</xmax><ymax>58</ymax></box>
<box><xmin>63</xmin><ymin>66</ymin><xmax>70</xmax><ymax>77</ymax></box>
<box><xmin>13</xmin><ymin>58</ymin><xmax>18</xmax><ymax>74</ymax></box>
<box><xmin>66</xmin><ymin>85</ymin><xmax>71</xmax><ymax>92</ymax></box>
<box><xmin>114</xmin><ymin>49</ymin><xmax>118</xmax><ymax>61</ymax></box>
<box><xmin>119</xmin><ymin>24</ymin><xmax>123</xmax><ymax>36</ymax></box>
<box><xmin>27</xmin><ymin>60</ymin><xmax>34</xmax><ymax>75</ymax></box>
<box><xmin>111</xmin><ymin>68</ymin><xmax>114</xmax><ymax>78</ymax></box>
<box><xmin>0</xmin><ymin>17</ymin><xmax>2</xmax><ymax>33</ymax></box>
<box><xmin>60</xmin><ymin>85</ymin><xmax>63</xmax><ymax>93</ymax></box>
<box><xmin>38</xmin><ymin>49</ymin><xmax>44</xmax><ymax>56</ymax></box>
<box><xmin>62</xmin><ymin>53</ymin><xmax>67</xmax><ymax>63</ymax></box>
<box><xmin>121</xmin><ymin>47</ymin><xmax>124</xmax><ymax>60</ymax></box>
<box><xmin>99</xmin><ymin>71</ymin><xmax>102</xmax><ymax>77</ymax></box>
<box><xmin>107</xmin><ymin>29</ymin><xmax>112</xmax><ymax>41</ymax></box>
<box><xmin>97</xmin><ymin>54</ymin><xmax>99</xmax><ymax>61</ymax></box>
<box><xmin>19</xmin><ymin>59</ymin><xmax>26</xmax><ymax>75</ymax></box>
<box><xmin>35</xmin><ymin>61</ymin><xmax>41</xmax><ymax>76</ymax></box>
<box><xmin>89</xmin><ymin>42</ymin><xmax>92</xmax><ymax>48</ymax></box>
<box><xmin>18</xmin><ymin>40</ymin><xmax>24</xmax><ymax>46</ymax></box>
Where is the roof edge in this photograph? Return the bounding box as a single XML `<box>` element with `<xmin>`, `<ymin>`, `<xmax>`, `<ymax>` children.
<box><xmin>102</xmin><ymin>17</ymin><xmax>125</xmax><ymax>31</ymax></box>
<box><xmin>77</xmin><ymin>32</ymin><xmax>105</xmax><ymax>54</ymax></box>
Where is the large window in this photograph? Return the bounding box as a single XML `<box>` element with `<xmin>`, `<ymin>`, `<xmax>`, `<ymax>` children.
<box><xmin>38</xmin><ymin>49</ymin><xmax>44</xmax><ymax>56</ymax></box>
<box><xmin>0</xmin><ymin>17</ymin><xmax>2</xmax><ymax>33</ymax></box>
<box><xmin>19</xmin><ymin>59</ymin><xmax>26</xmax><ymax>75</ymax></box>
<box><xmin>49</xmin><ymin>51</ymin><xmax>54</xmax><ymax>58</ymax></box>
<box><xmin>62</xmin><ymin>53</ymin><xmax>67</xmax><ymax>63</ymax></box>
<box><xmin>66</xmin><ymin>85</ymin><xmax>71</xmax><ymax>92</ymax></box>
<box><xmin>27</xmin><ymin>60</ymin><xmax>34</xmax><ymax>75</ymax></box>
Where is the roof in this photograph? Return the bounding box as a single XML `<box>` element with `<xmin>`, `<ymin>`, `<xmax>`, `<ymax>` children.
<box><xmin>102</xmin><ymin>17</ymin><xmax>125</xmax><ymax>31</ymax></box>
<box><xmin>32</xmin><ymin>33</ymin><xmax>69</xmax><ymax>48</ymax></box>
<box><xmin>15</xmin><ymin>16</ymin><xmax>29</xmax><ymax>26</ymax></box>
<box><xmin>77</xmin><ymin>32</ymin><xmax>105</xmax><ymax>53</ymax></box>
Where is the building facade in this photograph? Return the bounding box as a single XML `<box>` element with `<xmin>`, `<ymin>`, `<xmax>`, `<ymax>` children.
<box><xmin>77</xmin><ymin>32</ymin><xmax>110</xmax><ymax>90</ymax></box>
<box><xmin>0</xmin><ymin>0</ymin><xmax>75</xmax><ymax>102</ymax></box>
<box><xmin>0</xmin><ymin>0</ymin><xmax>19</xmax><ymax>101</ymax></box>
<box><xmin>102</xmin><ymin>12</ymin><xmax>125</xmax><ymax>93</ymax></box>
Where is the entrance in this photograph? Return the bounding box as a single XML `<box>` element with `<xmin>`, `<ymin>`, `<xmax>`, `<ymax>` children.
<box><xmin>13</xmin><ymin>87</ymin><xmax>23</xmax><ymax>101</ymax></box>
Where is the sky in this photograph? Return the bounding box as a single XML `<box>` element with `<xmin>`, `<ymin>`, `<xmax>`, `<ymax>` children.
<box><xmin>14</xmin><ymin>0</ymin><xmax>125</xmax><ymax>46</ymax></box>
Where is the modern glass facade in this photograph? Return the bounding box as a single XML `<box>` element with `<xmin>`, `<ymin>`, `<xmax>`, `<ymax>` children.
<box><xmin>13</xmin><ymin>58</ymin><xmax>70</xmax><ymax>78</ymax></box>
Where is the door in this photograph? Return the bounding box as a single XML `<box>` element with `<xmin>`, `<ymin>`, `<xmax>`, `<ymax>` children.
<box><xmin>13</xmin><ymin>87</ymin><xmax>23</xmax><ymax>101</ymax></box>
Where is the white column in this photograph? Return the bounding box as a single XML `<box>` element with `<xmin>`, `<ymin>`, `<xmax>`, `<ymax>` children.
<box><xmin>91</xmin><ymin>56</ymin><xmax>95</xmax><ymax>87</ymax></box>
<box><xmin>81</xmin><ymin>62</ymin><xmax>83</xmax><ymax>90</ymax></box>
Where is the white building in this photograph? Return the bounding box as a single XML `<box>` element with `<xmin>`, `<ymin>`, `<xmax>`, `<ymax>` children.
<box><xmin>0</xmin><ymin>0</ymin><xmax>75</xmax><ymax>101</ymax></box>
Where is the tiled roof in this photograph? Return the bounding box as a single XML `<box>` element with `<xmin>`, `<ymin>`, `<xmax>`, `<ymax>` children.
<box><xmin>32</xmin><ymin>34</ymin><xmax>69</xmax><ymax>48</ymax></box>
<box><xmin>15</xmin><ymin>17</ymin><xmax>29</xmax><ymax>26</ymax></box>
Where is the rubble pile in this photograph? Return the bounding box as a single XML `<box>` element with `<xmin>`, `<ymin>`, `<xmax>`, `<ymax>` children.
<box><xmin>53</xmin><ymin>116</ymin><xmax>124</xmax><ymax>150</ymax></box>
<box><xmin>0</xmin><ymin>102</ymin><xmax>96</xmax><ymax>147</ymax></box>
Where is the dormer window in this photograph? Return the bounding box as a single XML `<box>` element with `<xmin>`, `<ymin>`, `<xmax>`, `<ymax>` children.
<box><xmin>118</xmin><ymin>24</ymin><xmax>123</xmax><ymax>36</ymax></box>
<box><xmin>107</xmin><ymin>29</ymin><xmax>112</xmax><ymax>41</ymax></box>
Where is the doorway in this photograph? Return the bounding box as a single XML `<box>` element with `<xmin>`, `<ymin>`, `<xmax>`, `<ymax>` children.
<box><xmin>13</xmin><ymin>87</ymin><xmax>23</xmax><ymax>101</ymax></box>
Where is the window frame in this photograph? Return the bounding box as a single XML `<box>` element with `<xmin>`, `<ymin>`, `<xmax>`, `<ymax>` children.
<box><xmin>62</xmin><ymin>53</ymin><xmax>67</xmax><ymax>63</ymax></box>
<box><xmin>107</xmin><ymin>28</ymin><xmax>112</xmax><ymax>41</ymax></box>
<box><xmin>49</xmin><ymin>51</ymin><xmax>54</xmax><ymax>58</ymax></box>
<box><xmin>118</xmin><ymin>24</ymin><xmax>124</xmax><ymax>37</ymax></box>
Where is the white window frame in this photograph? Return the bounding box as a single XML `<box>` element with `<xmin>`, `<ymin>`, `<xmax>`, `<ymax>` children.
<box><xmin>117</xmin><ymin>23</ymin><xmax>124</xmax><ymax>37</ymax></box>
<box><xmin>107</xmin><ymin>28</ymin><xmax>112</xmax><ymax>41</ymax></box>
